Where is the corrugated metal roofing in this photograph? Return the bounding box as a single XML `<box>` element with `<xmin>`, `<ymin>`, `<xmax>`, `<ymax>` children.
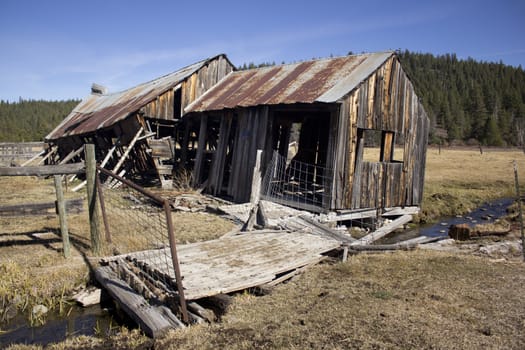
<box><xmin>46</xmin><ymin>54</ymin><xmax>228</xmax><ymax>140</ymax></box>
<box><xmin>185</xmin><ymin>51</ymin><xmax>394</xmax><ymax>113</ymax></box>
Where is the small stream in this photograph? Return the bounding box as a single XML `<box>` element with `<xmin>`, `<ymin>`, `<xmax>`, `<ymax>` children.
<box><xmin>379</xmin><ymin>197</ymin><xmax>514</xmax><ymax>244</ymax></box>
<box><xmin>0</xmin><ymin>300</ymin><xmax>122</xmax><ymax>347</ymax></box>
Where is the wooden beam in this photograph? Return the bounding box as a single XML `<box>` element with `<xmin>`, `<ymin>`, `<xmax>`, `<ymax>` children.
<box><xmin>0</xmin><ymin>163</ymin><xmax>85</xmax><ymax>176</ymax></box>
<box><xmin>85</xmin><ymin>144</ymin><xmax>101</xmax><ymax>255</ymax></box>
<box><xmin>349</xmin><ymin>242</ymin><xmax>418</xmax><ymax>252</ymax></box>
<box><xmin>58</xmin><ymin>146</ymin><xmax>84</xmax><ymax>165</ymax></box>
<box><xmin>323</xmin><ymin>208</ymin><xmax>377</xmax><ymax>222</ymax></box>
<box><xmin>382</xmin><ymin>206</ymin><xmax>420</xmax><ymax>216</ymax></box>
<box><xmin>54</xmin><ymin>175</ymin><xmax>71</xmax><ymax>258</ymax></box>
<box><xmin>193</xmin><ymin>115</ymin><xmax>208</xmax><ymax>185</ymax></box>
<box><xmin>250</xmin><ymin>150</ymin><xmax>263</xmax><ymax>204</ymax></box>
<box><xmin>37</xmin><ymin>146</ymin><xmax>57</xmax><ymax>165</ymax></box>
<box><xmin>297</xmin><ymin>215</ymin><xmax>355</xmax><ymax>244</ymax></box>
<box><xmin>351</xmin><ymin>214</ymin><xmax>413</xmax><ymax>246</ymax></box>
<box><xmin>94</xmin><ymin>266</ymin><xmax>177</xmax><ymax>338</ymax></box>
<box><xmin>20</xmin><ymin>149</ymin><xmax>45</xmax><ymax>166</ymax></box>
<box><xmin>111</xmin><ymin>127</ymin><xmax>143</xmax><ymax>174</ymax></box>
<box><xmin>0</xmin><ymin>198</ymin><xmax>83</xmax><ymax>217</ymax></box>
<box><xmin>380</xmin><ymin>131</ymin><xmax>394</xmax><ymax>162</ymax></box>
<box><xmin>72</xmin><ymin>138</ymin><xmax>120</xmax><ymax>192</ymax></box>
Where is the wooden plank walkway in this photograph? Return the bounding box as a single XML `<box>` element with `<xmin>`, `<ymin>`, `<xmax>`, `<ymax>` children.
<box><xmin>105</xmin><ymin>230</ymin><xmax>341</xmax><ymax>300</ymax></box>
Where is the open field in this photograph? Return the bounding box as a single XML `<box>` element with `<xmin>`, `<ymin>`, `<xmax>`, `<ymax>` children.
<box><xmin>421</xmin><ymin>147</ymin><xmax>525</xmax><ymax>221</ymax></box>
<box><xmin>1</xmin><ymin>147</ymin><xmax>525</xmax><ymax>349</ymax></box>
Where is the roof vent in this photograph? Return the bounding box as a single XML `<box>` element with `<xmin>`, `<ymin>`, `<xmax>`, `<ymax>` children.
<box><xmin>91</xmin><ymin>83</ymin><xmax>108</xmax><ymax>95</ymax></box>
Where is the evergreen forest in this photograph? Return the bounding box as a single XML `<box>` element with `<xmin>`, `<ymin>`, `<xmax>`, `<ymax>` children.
<box><xmin>398</xmin><ymin>50</ymin><xmax>525</xmax><ymax>146</ymax></box>
<box><xmin>1</xmin><ymin>50</ymin><xmax>524</xmax><ymax>146</ymax></box>
<box><xmin>0</xmin><ymin>99</ymin><xmax>79</xmax><ymax>142</ymax></box>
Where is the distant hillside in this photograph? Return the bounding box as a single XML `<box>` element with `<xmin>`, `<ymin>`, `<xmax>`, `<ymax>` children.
<box><xmin>398</xmin><ymin>50</ymin><xmax>525</xmax><ymax>146</ymax></box>
<box><xmin>0</xmin><ymin>99</ymin><xmax>79</xmax><ymax>142</ymax></box>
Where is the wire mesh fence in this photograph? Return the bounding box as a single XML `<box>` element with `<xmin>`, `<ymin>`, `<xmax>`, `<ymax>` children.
<box><xmin>96</xmin><ymin>166</ymin><xmax>188</xmax><ymax>322</ymax></box>
<box><xmin>262</xmin><ymin>151</ymin><xmax>333</xmax><ymax>213</ymax></box>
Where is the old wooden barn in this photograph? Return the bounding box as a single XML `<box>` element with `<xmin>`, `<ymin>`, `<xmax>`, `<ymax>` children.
<box><xmin>40</xmin><ymin>52</ymin><xmax>431</xmax><ymax>335</ymax></box>
<box><xmin>46</xmin><ymin>51</ymin><xmax>428</xmax><ymax>213</ymax></box>
<box><xmin>45</xmin><ymin>54</ymin><xmax>234</xmax><ymax>187</ymax></box>
<box><xmin>184</xmin><ymin>51</ymin><xmax>429</xmax><ymax>212</ymax></box>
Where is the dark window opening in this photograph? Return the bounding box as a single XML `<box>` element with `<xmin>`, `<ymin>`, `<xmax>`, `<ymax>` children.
<box><xmin>173</xmin><ymin>88</ymin><xmax>182</xmax><ymax>119</ymax></box>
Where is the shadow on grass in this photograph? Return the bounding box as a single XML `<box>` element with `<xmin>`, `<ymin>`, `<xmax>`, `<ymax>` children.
<box><xmin>0</xmin><ymin>227</ymin><xmax>99</xmax><ymax>276</ymax></box>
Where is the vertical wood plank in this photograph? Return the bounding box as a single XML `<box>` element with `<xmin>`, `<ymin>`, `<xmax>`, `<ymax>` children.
<box><xmin>208</xmin><ymin>114</ymin><xmax>232</xmax><ymax>194</ymax></box>
<box><xmin>85</xmin><ymin>144</ymin><xmax>101</xmax><ymax>255</ymax></box>
<box><xmin>351</xmin><ymin>134</ymin><xmax>364</xmax><ymax>208</ymax></box>
<box><xmin>193</xmin><ymin>115</ymin><xmax>208</xmax><ymax>185</ymax></box>
<box><xmin>54</xmin><ymin>175</ymin><xmax>70</xmax><ymax>258</ymax></box>
<box><xmin>380</xmin><ymin>132</ymin><xmax>394</xmax><ymax>162</ymax></box>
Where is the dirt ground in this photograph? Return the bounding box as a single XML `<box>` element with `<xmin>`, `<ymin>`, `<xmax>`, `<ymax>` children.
<box><xmin>2</xmin><ymin>147</ymin><xmax>525</xmax><ymax>349</ymax></box>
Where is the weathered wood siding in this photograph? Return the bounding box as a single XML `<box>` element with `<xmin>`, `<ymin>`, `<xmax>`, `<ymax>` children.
<box><xmin>142</xmin><ymin>88</ymin><xmax>177</xmax><ymax>120</ymax></box>
<box><xmin>181</xmin><ymin>56</ymin><xmax>234</xmax><ymax>114</ymax></box>
<box><xmin>332</xmin><ymin>55</ymin><xmax>429</xmax><ymax>209</ymax></box>
<box><xmin>142</xmin><ymin>55</ymin><xmax>234</xmax><ymax>120</ymax></box>
<box><xmin>226</xmin><ymin>107</ymin><xmax>269</xmax><ymax>202</ymax></box>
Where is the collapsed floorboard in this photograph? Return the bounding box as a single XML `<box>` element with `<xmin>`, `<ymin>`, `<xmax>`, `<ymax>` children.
<box><xmin>95</xmin><ymin>202</ymin><xmax>417</xmax><ymax>337</ymax></box>
<box><xmin>103</xmin><ymin>231</ymin><xmax>341</xmax><ymax>300</ymax></box>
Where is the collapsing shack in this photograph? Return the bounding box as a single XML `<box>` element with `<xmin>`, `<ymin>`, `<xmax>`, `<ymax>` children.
<box><xmin>46</xmin><ymin>51</ymin><xmax>429</xmax><ymax>214</ymax></box>
<box><xmin>45</xmin><ymin>54</ymin><xmax>235</xmax><ymax>187</ymax></box>
<box><xmin>184</xmin><ymin>51</ymin><xmax>429</xmax><ymax>213</ymax></box>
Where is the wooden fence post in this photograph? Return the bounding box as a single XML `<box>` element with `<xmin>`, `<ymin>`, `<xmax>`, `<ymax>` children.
<box><xmin>513</xmin><ymin>161</ymin><xmax>525</xmax><ymax>262</ymax></box>
<box><xmin>54</xmin><ymin>175</ymin><xmax>70</xmax><ymax>258</ymax></box>
<box><xmin>85</xmin><ymin>144</ymin><xmax>102</xmax><ymax>255</ymax></box>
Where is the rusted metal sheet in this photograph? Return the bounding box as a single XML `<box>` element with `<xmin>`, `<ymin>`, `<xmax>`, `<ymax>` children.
<box><xmin>46</xmin><ymin>54</ymin><xmax>233</xmax><ymax>140</ymax></box>
<box><xmin>185</xmin><ymin>52</ymin><xmax>393</xmax><ymax>113</ymax></box>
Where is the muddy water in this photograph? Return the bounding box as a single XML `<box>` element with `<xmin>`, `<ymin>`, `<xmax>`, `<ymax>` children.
<box><xmin>380</xmin><ymin>197</ymin><xmax>514</xmax><ymax>244</ymax></box>
<box><xmin>0</xmin><ymin>301</ymin><xmax>122</xmax><ymax>347</ymax></box>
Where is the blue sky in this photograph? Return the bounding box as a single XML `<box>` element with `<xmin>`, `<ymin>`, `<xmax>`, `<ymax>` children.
<box><xmin>0</xmin><ymin>0</ymin><xmax>523</xmax><ymax>102</ymax></box>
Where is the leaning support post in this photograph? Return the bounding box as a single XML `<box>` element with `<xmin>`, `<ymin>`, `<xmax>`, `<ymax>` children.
<box><xmin>96</xmin><ymin>172</ymin><xmax>112</xmax><ymax>243</ymax></box>
<box><xmin>85</xmin><ymin>144</ymin><xmax>102</xmax><ymax>255</ymax></box>
<box><xmin>163</xmin><ymin>200</ymin><xmax>189</xmax><ymax>323</ymax></box>
<box><xmin>250</xmin><ymin>150</ymin><xmax>263</xmax><ymax>204</ymax></box>
<box><xmin>54</xmin><ymin>175</ymin><xmax>70</xmax><ymax>258</ymax></box>
<box><xmin>513</xmin><ymin>161</ymin><xmax>525</xmax><ymax>262</ymax></box>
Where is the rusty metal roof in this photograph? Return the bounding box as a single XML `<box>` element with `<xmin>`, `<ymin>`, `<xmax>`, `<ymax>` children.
<box><xmin>185</xmin><ymin>51</ymin><xmax>394</xmax><ymax>113</ymax></box>
<box><xmin>46</xmin><ymin>54</ymin><xmax>229</xmax><ymax>140</ymax></box>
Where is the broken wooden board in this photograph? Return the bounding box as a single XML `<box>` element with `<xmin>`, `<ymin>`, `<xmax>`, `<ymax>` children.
<box><xmin>218</xmin><ymin>200</ymin><xmax>310</xmax><ymax>227</ymax></box>
<box><xmin>351</xmin><ymin>214</ymin><xmax>413</xmax><ymax>246</ymax></box>
<box><xmin>0</xmin><ymin>163</ymin><xmax>85</xmax><ymax>176</ymax></box>
<box><xmin>104</xmin><ymin>231</ymin><xmax>341</xmax><ymax>300</ymax></box>
<box><xmin>95</xmin><ymin>265</ymin><xmax>183</xmax><ymax>338</ymax></box>
<box><xmin>0</xmin><ymin>198</ymin><xmax>83</xmax><ymax>216</ymax></box>
<box><xmin>72</xmin><ymin>287</ymin><xmax>102</xmax><ymax>307</ymax></box>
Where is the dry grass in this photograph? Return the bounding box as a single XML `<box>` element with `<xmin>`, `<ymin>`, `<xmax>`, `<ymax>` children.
<box><xmin>153</xmin><ymin>251</ymin><xmax>525</xmax><ymax>350</ymax></box>
<box><xmin>421</xmin><ymin>147</ymin><xmax>525</xmax><ymax>221</ymax></box>
<box><xmin>33</xmin><ymin>250</ymin><xmax>525</xmax><ymax>350</ymax></box>
<box><xmin>0</xmin><ymin>177</ymin><xmax>91</xmax><ymax>327</ymax></box>
<box><xmin>3</xmin><ymin>147</ymin><xmax>525</xmax><ymax>349</ymax></box>
<box><xmin>0</xmin><ymin>176</ymin><xmax>233</xmax><ymax>329</ymax></box>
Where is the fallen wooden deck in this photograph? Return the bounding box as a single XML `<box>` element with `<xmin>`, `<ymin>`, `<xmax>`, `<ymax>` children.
<box><xmin>95</xmin><ymin>200</ymin><xmax>417</xmax><ymax>337</ymax></box>
<box><xmin>104</xmin><ymin>230</ymin><xmax>341</xmax><ymax>300</ymax></box>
